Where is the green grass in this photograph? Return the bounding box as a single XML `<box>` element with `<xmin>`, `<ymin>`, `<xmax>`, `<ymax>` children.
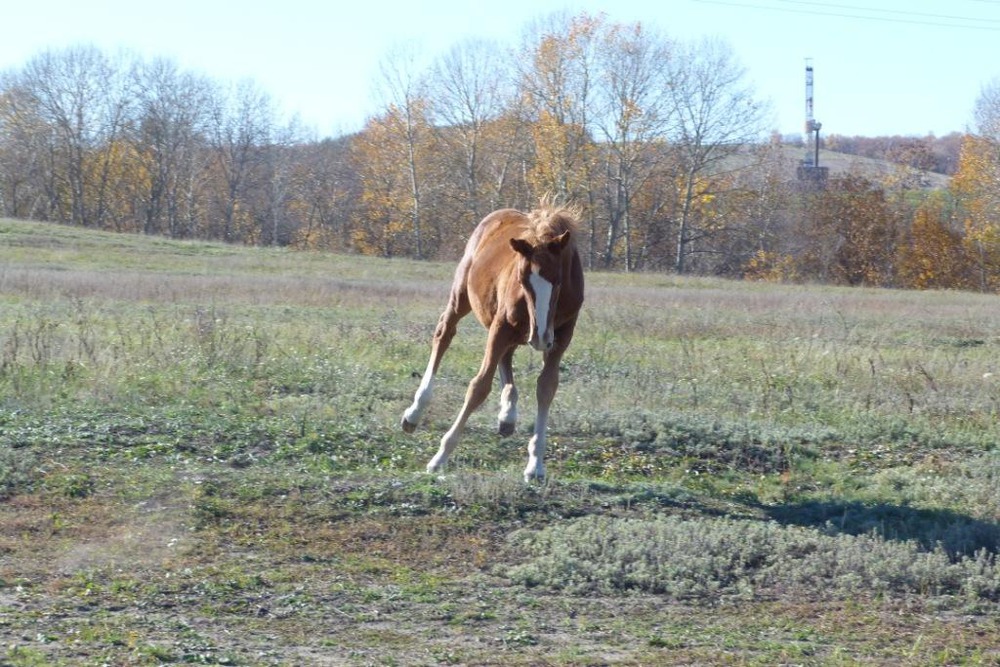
<box><xmin>3</xmin><ymin>216</ymin><xmax>1000</xmax><ymax>664</ymax></box>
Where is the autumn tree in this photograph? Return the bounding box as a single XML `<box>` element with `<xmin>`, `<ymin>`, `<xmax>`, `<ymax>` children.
<box><xmin>286</xmin><ymin>137</ymin><xmax>356</xmax><ymax>251</ymax></box>
<box><xmin>591</xmin><ymin>19</ymin><xmax>675</xmax><ymax>270</ymax></box>
<box><xmin>665</xmin><ymin>38</ymin><xmax>767</xmax><ymax>274</ymax></box>
<box><xmin>259</xmin><ymin>121</ymin><xmax>309</xmax><ymax>246</ymax></box>
<box><xmin>825</xmin><ymin>133</ymin><xmax>963</xmax><ymax>175</ymax></box>
<box><xmin>897</xmin><ymin>192</ymin><xmax>970</xmax><ymax>289</ymax></box>
<box><xmin>3</xmin><ymin>46</ymin><xmax>136</xmax><ymax>228</ymax></box>
<box><xmin>367</xmin><ymin>43</ymin><xmax>435</xmax><ymax>258</ymax></box>
<box><xmin>351</xmin><ymin>99</ymin><xmax>436</xmax><ymax>257</ymax></box>
<box><xmin>795</xmin><ymin>174</ymin><xmax>898</xmax><ymax>286</ymax></box>
<box><xmin>2</xmin><ymin>28</ymin><xmax>986</xmax><ymax>291</ymax></box>
<box><xmin>0</xmin><ymin>80</ymin><xmax>49</xmax><ymax>220</ymax></box>
<box><xmin>204</xmin><ymin>80</ymin><xmax>276</xmax><ymax>243</ymax></box>
<box><xmin>516</xmin><ymin>10</ymin><xmax>602</xmax><ymax>259</ymax></box>
<box><xmin>721</xmin><ymin>139</ymin><xmax>797</xmax><ymax>278</ymax></box>
<box><xmin>952</xmin><ymin>78</ymin><xmax>1000</xmax><ymax>291</ymax></box>
<box><xmin>129</xmin><ymin>58</ymin><xmax>213</xmax><ymax>238</ymax></box>
<box><xmin>0</xmin><ymin>46</ymin><xmax>307</xmax><ymax>247</ymax></box>
<box><xmin>475</xmin><ymin>110</ymin><xmax>536</xmax><ymax>221</ymax></box>
<box><xmin>429</xmin><ymin>38</ymin><xmax>514</xmax><ymax>226</ymax></box>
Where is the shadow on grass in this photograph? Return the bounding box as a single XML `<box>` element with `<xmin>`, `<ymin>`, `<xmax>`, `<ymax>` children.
<box><xmin>761</xmin><ymin>498</ymin><xmax>1000</xmax><ymax>558</ymax></box>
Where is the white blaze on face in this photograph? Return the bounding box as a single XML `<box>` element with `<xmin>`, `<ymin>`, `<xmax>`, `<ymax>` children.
<box><xmin>528</xmin><ymin>269</ymin><xmax>554</xmax><ymax>349</ymax></box>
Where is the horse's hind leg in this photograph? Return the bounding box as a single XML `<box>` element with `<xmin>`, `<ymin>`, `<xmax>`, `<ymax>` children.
<box><xmin>427</xmin><ymin>329</ymin><xmax>510</xmax><ymax>473</ymax></box>
<box><xmin>401</xmin><ymin>286</ymin><xmax>470</xmax><ymax>433</ymax></box>
<box><xmin>497</xmin><ymin>347</ymin><xmax>518</xmax><ymax>436</ymax></box>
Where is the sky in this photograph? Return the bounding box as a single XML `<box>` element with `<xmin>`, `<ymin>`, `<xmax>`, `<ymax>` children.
<box><xmin>2</xmin><ymin>0</ymin><xmax>998</xmax><ymax>140</ymax></box>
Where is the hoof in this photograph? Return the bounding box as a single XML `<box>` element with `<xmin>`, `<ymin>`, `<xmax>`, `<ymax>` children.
<box><xmin>498</xmin><ymin>420</ymin><xmax>516</xmax><ymax>437</ymax></box>
<box><xmin>401</xmin><ymin>417</ymin><xmax>417</xmax><ymax>433</ymax></box>
<box><xmin>523</xmin><ymin>466</ymin><xmax>546</xmax><ymax>484</ymax></box>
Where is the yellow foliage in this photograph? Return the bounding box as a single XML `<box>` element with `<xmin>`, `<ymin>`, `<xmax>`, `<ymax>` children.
<box><xmin>83</xmin><ymin>139</ymin><xmax>150</xmax><ymax>232</ymax></box>
<box><xmin>951</xmin><ymin>134</ymin><xmax>1000</xmax><ymax>290</ymax></box>
<box><xmin>897</xmin><ymin>197</ymin><xmax>970</xmax><ymax>290</ymax></box>
<box><xmin>350</xmin><ymin>106</ymin><xmax>432</xmax><ymax>256</ymax></box>
<box><xmin>743</xmin><ymin>250</ymin><xmax>798</xmax><ymax>283</ymax></box>
<box><xmin>526</xmin><ymin>110</ymin><xmax>593</xmax><ymax>200</ymax></box>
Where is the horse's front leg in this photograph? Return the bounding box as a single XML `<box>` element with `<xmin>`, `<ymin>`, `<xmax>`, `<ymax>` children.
<box><xmin>427</xmin><ymin>329</ymin><xmax>511</xmax><ymax>474</ymax></box>
<box><xmin>523</xmin><ymin>347</ymin><xmax>562</xmax><ymax>482</ymax></box>
<box><xmin>497</xmin><ymin>347</ymin><xmax>518</xmax><ymax>436</ymax></box>
<box><xmin>524</xmin><ymin>320</ymin><xmax>575</xmax><ymax>482</ymax></box>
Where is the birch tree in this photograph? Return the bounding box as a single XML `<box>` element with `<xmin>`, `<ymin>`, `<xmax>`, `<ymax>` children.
<box><xmin>517</xmin><ymin>12</ymin><xmax>600</xmax><ymax>196</ymax></box>
<box><xmin>131</xmin><ymin>58</ymin><xmax>213</xmax><ymax>238</ymax></box>
<box><xmin>205</xmin><ymin>79</ymin><xmax>274</xmax><ymax>243</ymax></box>
<box><xmin>952</xmin><ymin>78</ymin><xmax>1000</xmax><ymax>290</ymax></box>
<box><xmin>373</xmin><ymin>43</ymin><xmax>433</xmax><ymax>258</ymax></box>
<box><xmin>429</xmin><ymin>38</ymin><xmax>513</xmax><ymax>223</ymax></box>
<box><xmin>11</xmin><ymin>46</ymin><xmax>135</xmax><ymax>227</ymax></box>
<box><xmin>667</xmin><ymin>38</ymin><xmax>766</xmax><ymax>274</ymax></box>
<box><xmin>592</xmin><ymin>20</ymin><xmax>675</xmax><ymax>270</ymax></box>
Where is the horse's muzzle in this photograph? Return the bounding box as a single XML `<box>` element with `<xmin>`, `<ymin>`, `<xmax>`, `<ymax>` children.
<box><xmin>528</xmin><ymin>329</ymin><xmax>555</xmax><ymax>352</ymax></box>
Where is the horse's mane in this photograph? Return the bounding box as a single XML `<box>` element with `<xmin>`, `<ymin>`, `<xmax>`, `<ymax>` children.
<box><xmin>525</xmin><ymin>201</ymin><xmax>581</xmax><ymax>244</ymax></box>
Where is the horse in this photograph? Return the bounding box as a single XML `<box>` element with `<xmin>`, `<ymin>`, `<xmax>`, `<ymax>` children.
<box><xmin>400</xmin><ymin>204</ymin><xmax>584</xmax><ymax>482</ymax></box>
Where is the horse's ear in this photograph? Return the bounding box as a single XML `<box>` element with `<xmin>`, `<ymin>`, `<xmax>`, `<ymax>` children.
<box><xmin>510</xmin><ymin>238</ymin><xmax>533</xmax><ymax>258</ymax></box>
<box><xmin>548</xmin><ymin>231</ymin><xmax>571</xmax><ymax>253</ymax></box>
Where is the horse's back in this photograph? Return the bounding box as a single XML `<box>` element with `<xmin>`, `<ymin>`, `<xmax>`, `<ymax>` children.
<box><xmin>467</xmin><ymin>208</ymin><xmax>529</xmax><ymax>255</ymax></box>
<box><xmin>462</xmin><ymin>209</ymin><xmax>529</xmax><ymax>284</ymax></box>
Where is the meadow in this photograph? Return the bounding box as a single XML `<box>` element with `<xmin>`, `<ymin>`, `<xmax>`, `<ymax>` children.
<box><xmin>2</xmin><ymin>217</ymin><xmax>1000</xmax><ymax>665</ymax></box>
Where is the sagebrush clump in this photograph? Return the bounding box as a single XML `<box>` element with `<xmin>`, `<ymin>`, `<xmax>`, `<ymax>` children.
<box><xmin>506</xmin><ymin>514</ymin><xmax>1000</xmax><ymax>605</ymax></box>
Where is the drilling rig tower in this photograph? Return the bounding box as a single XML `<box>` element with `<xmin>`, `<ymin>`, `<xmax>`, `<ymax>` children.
<box><xmin>797</xmin><ymin>59</ymin><xmax>829</xmax><ymax>185</ymax></box>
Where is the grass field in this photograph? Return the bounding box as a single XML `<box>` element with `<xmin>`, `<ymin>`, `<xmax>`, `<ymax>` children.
<box><xmin>3</xmin><ymin>217</ymin><xmax>1000</xmax><ymax>665</ymax></box>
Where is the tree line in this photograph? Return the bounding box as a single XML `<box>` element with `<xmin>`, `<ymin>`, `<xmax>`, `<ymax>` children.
<box><xmin>1</xmin><ymin>12</ymin><xmax>999</xmax><ymax>290</ymax></box>
<box><xmin>823</xmin><ymin>133</ymin><xmax>963</xmax><ymax>176</ymax></box>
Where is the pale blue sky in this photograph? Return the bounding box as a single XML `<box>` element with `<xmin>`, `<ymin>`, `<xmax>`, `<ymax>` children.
<box><xmin>2</xmin><ymin>0</ymin><xmax>998</xmax><ymax>139</ymax></box>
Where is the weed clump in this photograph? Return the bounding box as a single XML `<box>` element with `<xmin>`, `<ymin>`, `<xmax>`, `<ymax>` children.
<box><xmin>505</xmin><ymin>514</ymin><xmax>1000</xmax><ymax>605</ymax></box>
<box><xmin>572</xmin><ymin>411</ymin><xmax>817</xmax><ymax>476</ymax></box>
<box><xmin>0</xmin><ymin>444</ymin><xmax>37</xmax><ymax>499</ymax></box>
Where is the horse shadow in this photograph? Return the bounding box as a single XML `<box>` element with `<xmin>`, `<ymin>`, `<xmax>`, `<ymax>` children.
<box><xmin>757</xmin><ymin>497</ymin><xmax>1000</xmax><ymax>558</ymax></box>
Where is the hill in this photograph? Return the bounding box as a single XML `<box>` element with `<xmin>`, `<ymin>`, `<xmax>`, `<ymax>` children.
<box><xmin>721</xmin><ymin>143</ymin><xmax>952</xmax><ymax>191</ymax></box>
<box><xmin>781</xmin><ymin>144</ymin><xmax>952</xmax><ymax>189</ymax></box>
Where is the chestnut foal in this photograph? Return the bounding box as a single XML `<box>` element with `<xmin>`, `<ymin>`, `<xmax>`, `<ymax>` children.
<box><xmin>401</xmin><ymin>205</ymin><xmax>584</xmax><ymax>482</ymax></box>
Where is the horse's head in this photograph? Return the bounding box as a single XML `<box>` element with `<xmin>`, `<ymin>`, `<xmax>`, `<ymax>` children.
<box><xmin>510</xmin><ymin>231</ymin><xmax>571</xmax><ymax>352</ymax></box>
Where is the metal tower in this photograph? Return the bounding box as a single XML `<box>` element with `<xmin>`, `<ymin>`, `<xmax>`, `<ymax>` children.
<box><xmin>797</xmin><ymin>59</ymin><xmax>829</xmax><ymax>184</ymax></box>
